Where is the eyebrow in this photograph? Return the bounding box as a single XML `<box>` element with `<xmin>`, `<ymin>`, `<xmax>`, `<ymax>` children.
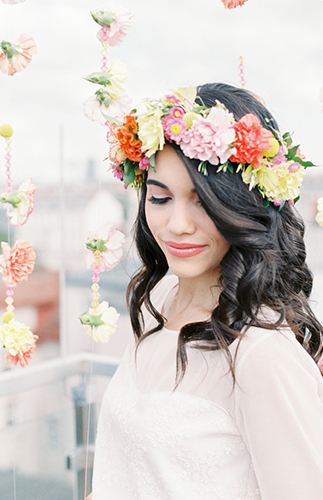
<box><xmin>146</xmin><ymin>179</ymin><xmax>197</xmax><ymax>194</ymax></box>
<box><xmin>146</xmin><ymin>180</ymin><xmax>169</xmax><ymax>190</ymax></box>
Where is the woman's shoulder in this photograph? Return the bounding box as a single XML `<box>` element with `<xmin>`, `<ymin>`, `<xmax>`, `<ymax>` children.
<box><xmin>232</xmin><ymin>315</ymin><xmax>322</xmax><ymax>388</ymax></box>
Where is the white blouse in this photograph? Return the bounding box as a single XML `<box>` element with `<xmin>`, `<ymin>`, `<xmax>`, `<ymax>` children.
<box><xmin>92</xmin><ymin>275</ymin><xmax>323</xmax><ymax>500</ymax></box>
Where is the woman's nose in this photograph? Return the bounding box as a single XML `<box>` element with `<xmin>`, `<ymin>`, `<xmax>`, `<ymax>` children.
<box><xmin>167</xmin><ymin>201</ymin><xmax>195</xmax><ymax>235</ymax></box>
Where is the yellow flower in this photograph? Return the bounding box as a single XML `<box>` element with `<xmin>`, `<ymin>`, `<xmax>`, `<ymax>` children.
<box><xmin>263</xmin><ymin>138</ymin><xmax>280</xmax><ymax>158</ymax></box>
<box><xmin>108</xmin><ymin>58</ymin><xmax>127</xmax><ymax>101</ymax></box>
<box><xmin>173</xmin><ymin>86</ymin><xmax>197</xmax><ymax>111</ymax></box>
<box><xmin>0</xmin><ymin>124</ymin><xmax>13</xmax><ymax>138</ymax></box>
<box><xmin>0</xmin><ymin>319</ymin><xmax>34</xmax><ymax>356</ymax></box>
<box><xmin>136</xmin><ymin>102</ymin><xmax>165</xmax><ymax>157</ymax></box>
<box><xmin>242</xmin><ymin>160</ymin><xmax>305</xmax><ymax>202</ymax></box>
<box><xmin>316</xmin><ymin>197</ymin><xmax>323</xmax><ymax>227</ymax></box>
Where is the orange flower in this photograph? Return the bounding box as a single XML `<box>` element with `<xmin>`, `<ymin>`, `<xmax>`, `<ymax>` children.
<box><xmin>116</xmin><ymin>115</ymin><xmax>142</xmax><ymax>162</ymax></box>
<box><xmin>0</xmin><ymin>240</ymin><xmax>35</xmax><ymax>286</ymax></box>
<box><xmin>230</xmin><ymin>114</ymin><xmax>273</xmax><ymax>169</ymax></box>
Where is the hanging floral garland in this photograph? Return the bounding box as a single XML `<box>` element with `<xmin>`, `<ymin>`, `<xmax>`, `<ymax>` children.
<box><xmin>0</xmin><ymin>125</ymin><xmax>38</xmax><ymax>367</ymax></box>
<box><xmin>79</xmin><ymin>224</ymin><xmax>125</xmax><ymax>343</ymax></box>
<box><xmin>83</xmin><ymin>3</ymin><xmax>133</xmax><ymax>126</ymax></box>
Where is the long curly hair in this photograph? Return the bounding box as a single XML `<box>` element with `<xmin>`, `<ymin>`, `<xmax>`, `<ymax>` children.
<box><xmin>126</xmin><ymin>82</ymin><xmax>323</xmax><ymax>382</ymax></box>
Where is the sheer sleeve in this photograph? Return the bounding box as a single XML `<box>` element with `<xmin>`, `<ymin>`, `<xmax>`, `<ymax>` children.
<box><xmin>233</xmin><ymin>328</ymin><xmax>323</xmax><ymax>500</ymax></box>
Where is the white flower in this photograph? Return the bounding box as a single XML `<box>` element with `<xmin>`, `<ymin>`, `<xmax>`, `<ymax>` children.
<box><xmin>173</xmin><ymin>86</ymin><xmax>197</xmax><ymax>111</ymax></box>
<box><xmin>83</xmin><ymin>95</ymin><xmax>107</xmax><ymax>126</ymax></box>
<box><xmin>79</xmin><ymin>301</ymin><xmax>119</xmax><ymax>343</ymax></box>
<box><xmin>316</xmin><ymin>197</ymin><xmax>323</xmax><ymax>227</ymax></box>
<box><xmin>0</xmin><ymin>178</ymin><xmax>36</xmax><ymax>226</ymax></box>
<box><xmin>107</xmin><ymin>58</ymin><xmax>127</xmax><ymax>100</ymax></box>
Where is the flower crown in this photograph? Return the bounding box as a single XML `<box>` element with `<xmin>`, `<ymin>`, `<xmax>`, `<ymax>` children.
<box><xmin>108</xmin><ymin>85</ymin><xmax>313</xmax><ymax>207</ymax></box>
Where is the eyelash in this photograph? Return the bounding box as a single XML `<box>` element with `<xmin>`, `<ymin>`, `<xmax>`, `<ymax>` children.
<box><xmin>148</xmin><ymin>196</ymin><xmax>170</xmax><ymax>205</ymax></box>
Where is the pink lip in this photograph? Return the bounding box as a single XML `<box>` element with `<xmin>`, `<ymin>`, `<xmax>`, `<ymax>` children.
<box><xmin>164</xmin><ymin>241</ymin><xmax>207</xmax><ymax>258</ymax></box>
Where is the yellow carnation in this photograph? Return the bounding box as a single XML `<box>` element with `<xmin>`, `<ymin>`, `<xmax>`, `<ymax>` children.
<box><xmin>137</xmin><ymin>102</ymin><xmax>165</xmax><ymax>157</ymax></box>
<box><xmin>0</xmin><ymin>319</ymin><xmax>34</xmax><ymax>356</ymax></box>
<box><xmin>242</xmin><ymin>160</ymin><xmax>305</xmax><ymax>202</ymax></box>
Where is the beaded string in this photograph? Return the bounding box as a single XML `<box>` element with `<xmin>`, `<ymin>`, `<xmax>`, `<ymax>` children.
<box><xmin>91</xmin><ymin>249</ymin><xmax>102</xmax><ymax>311</ymax></box>
<box><xmin>100</xmin><ymin>25</ymin><xmax>109</xmax><ymax>73</ymax></box>
<box><xmin>239</xmin><ymin>56</ymin><xmax>246</xmax><ymax>88</ymax></box>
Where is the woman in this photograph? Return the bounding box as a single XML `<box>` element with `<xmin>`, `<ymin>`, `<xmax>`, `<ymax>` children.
<box><xmin>88</xmin><ymin>83</ymin><xmax>323</xmax><ymax>499</ymax></box>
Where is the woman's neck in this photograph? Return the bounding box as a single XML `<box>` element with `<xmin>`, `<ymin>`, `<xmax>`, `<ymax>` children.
<box><xmin>163</xmin><ymin>271</ymin><xmax>221</xmax><ymax>331</ymax></box>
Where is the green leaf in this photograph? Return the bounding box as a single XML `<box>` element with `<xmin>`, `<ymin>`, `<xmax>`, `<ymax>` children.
<box><xmin>293</xmin><ymin>157</ymin><xmax>314</xmax><ymax>168</ymax></box>
<box><xmin>149</xmin><ymin>154</ymin><xmax>156</xmax><ymax>172</ymax></box>
<box><xmin>285</xmin><ymin>145</ymin><xmax>299</xmax><ymax>159</ymax></box>
<box><xmin>283</xmin><ymin>132</ymin><xmax>293</xmax><ymax>147</ymax></box>
<box><xmin>264</xmin><ymin>198</ymin><xmax>270</xmax><ymax>208</ymax></box>
<box><xmin>91</xmin><ymin>10</ymin><xmax>115</xmax><ymax>27</ymax></box>
<box><xmin>293</xmin><ymin>196</ymin><xmax>300</xmax><ymax>204</ymax></box>
<box><xmin>278</xmin><ymin>201</ymin><xmax>286</xmax><ymax>211</ymax></box>
<box><xmin>123</xmin><ymin>159</ymin><xmax>136</xmax><ymax>185</ymax></box>
<box><xmin>227</xmin><ymin>163</ymin><xmax>234</xmax><ymax>174</ymax></box>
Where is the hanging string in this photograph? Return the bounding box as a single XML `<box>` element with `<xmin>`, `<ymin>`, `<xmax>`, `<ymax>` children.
<box><xmin>238</xmin><ymin>56</ymin><xmax>246</xmax><ymax>88</ymax></box>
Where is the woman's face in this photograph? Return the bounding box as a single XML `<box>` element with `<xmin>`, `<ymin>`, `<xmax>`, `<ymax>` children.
<box><xmin>145</xmin><ymin>145</ymin><xmax>230</xmax><ymax>282</ymax></box>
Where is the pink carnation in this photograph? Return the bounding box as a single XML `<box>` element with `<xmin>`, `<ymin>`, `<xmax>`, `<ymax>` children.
<box><xmin>86</xmin><ymin>224</ymin><xmax>125</xmax><ymax>272</ymax></box>
<box><xmin>5</xmin><ymin>334</ymin><xmax>38</xmax><ymax>368</ymax></box>
<box><xmin>97</xmin><ymin>4</ymin><xmax>133</xmax><ymax>47</ymax></box>
<box><xmin>180</xmin><ymin>106</ymin><xmax>236</xmax><ymax>166</ymax></box>
<box><xmin>0</xmin><ymin>240</ymin><xmax>35</xmax><ymax>286</ymax></box>
<box><xmin>139</xmin><ymin>156</ymin><xmax>150</xmax><ymax>170</ymax></box>
<box><xmin>221</xmin><ymin>0</ymin><xmax>249</xmax><ymax>9</ymax></box>
<box><xmin>0</xmin><ymin>34</ymin><xmax>37</xmax><ymax>76</ymax></box>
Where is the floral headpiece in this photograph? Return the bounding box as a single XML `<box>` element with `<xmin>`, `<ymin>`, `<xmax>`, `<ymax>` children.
<box><xmin>108</xmin><ymin>85</ymin><xmax>313</xmax><ymax>207</ymax></box>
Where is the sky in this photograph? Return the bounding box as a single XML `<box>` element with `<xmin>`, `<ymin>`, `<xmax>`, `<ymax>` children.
<box><xmin>0</xmin><ymin>0</ymin><xmax>323</xmax><ymax>188</ymax></box>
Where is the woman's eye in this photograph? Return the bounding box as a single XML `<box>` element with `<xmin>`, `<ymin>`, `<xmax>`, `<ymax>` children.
<box><xmin>148</xmin><ymin>196</ymin><xmax>170</xmax><ymax>205</ymax></box>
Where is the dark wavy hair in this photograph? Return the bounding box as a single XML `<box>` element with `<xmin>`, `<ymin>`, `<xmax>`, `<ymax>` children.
<box><xmin>126</xmin><ymin>82</ymin><xmax>323</xmax><ymax>383</ymax></box>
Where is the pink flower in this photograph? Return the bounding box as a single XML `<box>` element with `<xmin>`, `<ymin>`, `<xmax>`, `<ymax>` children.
<box><xmin>139</xmin><ymin>156</ymin><xmax>150</xmax><ymax>170</ymax></box>
<box><xmin>0</xmin><ymin>34</ymin><xmax>37</xmax><ymax>76</ymax></box>
<box><xmin>83</xmin><ymin>95</ymin><xmax>108</xmax><ymax>126</ymax></box>
<box><xmin>164</xmin><ymin>117</ymin><xmax>187</xmax><ymax>143</ymax></box>
<box><xmin>288</xmin><ymin>162</ymin><xmax>301</xmax><ymax>174</ymax></box>
<box><xmin>0</xmin><ymin>240</ymin><xmax>35</xmax><ymax>286</ymax></box>
<box><xmin>180</xmin><ymin>106</ymin><xmax>236</xmax><ymax>166</ymax></box>
<box><xmin>96</xmin><ymin>3</ymin><xmax>133</xmax><ymax>47</ymax></box>
<box><xmin>86</xmin><ymin>224</ymin><xmax>125</xmax><ymax>272</ymax></box>
<box><xmin>163</xmin><ymin>94</ymin><xmax>181</xmax><ymax>105</ymax></box>
<box><xmin>112</xmin><ymin>165</ymin><xmax>124</xmax><ymax>179</ymax></box>
<box><xmin>221</xmin><ymin>0</ymin><xmax>249</xmax><ymax>9</ymax></box>
<box><xmin>169</xmin><ymin>107</ymin><xmax>184</xmax><ymax>119</ymax></box>
<box><xmin>273</xmin><ymin>146</ymin><xmax>287</xmax><ymax>166</ymax></box>
<box><xmin>107</xmin><ymin>124</ymin><xmax>127</xmax><ymax>165</ymax></box>
<box><xmin>5</xmin><ymin>335</ymin><xmax>38</xmax><ymax>368</ymax></box>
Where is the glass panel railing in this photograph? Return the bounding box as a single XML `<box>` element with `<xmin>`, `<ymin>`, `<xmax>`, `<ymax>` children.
<box><xmin>0</xmin><ymin>353</ymin><xmax>119</xmax><ymax>500</ymax></box>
